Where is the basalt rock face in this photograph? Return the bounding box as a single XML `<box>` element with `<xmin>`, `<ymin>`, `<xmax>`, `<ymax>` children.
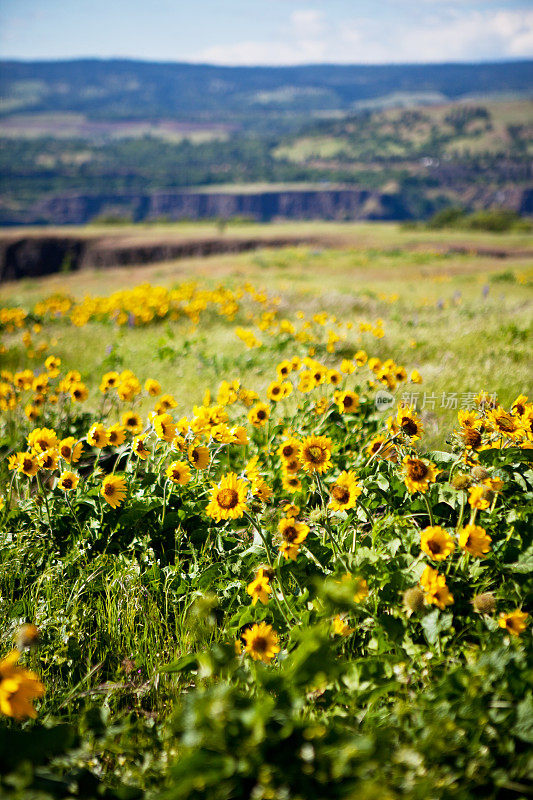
<box><xmin>0</xmin><ymin>234</ymin><xmax>318</xmax><ymax>282</ymax></box>
<box><xmin>4</xmin><ymin>186</ymin><xmax>532</xmax><ymax>228</ymax></box>
<box><xmin>10</xmin><ymin>188</ymin><xmax>413</xmax><ymax>226</ymax></box>
<box><xmin>0</xmin><ymin>237</ymin><xmax>86</xmax><ymax>282</ymax></box>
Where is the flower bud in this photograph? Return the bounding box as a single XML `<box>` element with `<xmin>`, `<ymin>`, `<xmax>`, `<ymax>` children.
<box><xmin>452</xmin><ymin>473</ymin><xmax>472</xmax><ymax>491</ymax></box>
<box><xmin>403</xmin><ymin>587</ymin><xmax>425</xmax><ymax>614</ymax></box>
<box><xmin>472</xmin><ymin>592</ymin><xmax>496</xmax><ymax>614</ymax></box>
<box><xmin>471</xmin><ymin>466</ymin><xmax>489</xmax><ymax>482</ymax></box>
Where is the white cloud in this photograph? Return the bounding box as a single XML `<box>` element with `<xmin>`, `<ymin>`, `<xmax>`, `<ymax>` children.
<box><xmin>194</xmin><ymin>7</ymin><xmax>533</xmax><ymax>65</ymax></box>
<box><xmin>290</xmin><ymin>9</ymin><xmax>324</xmax><ymax>38</ymax></box>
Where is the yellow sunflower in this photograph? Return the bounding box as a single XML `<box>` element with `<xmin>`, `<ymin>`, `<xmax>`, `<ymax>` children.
<box><xmin>242</xmin><ymin>622</ymin><xmax>280</xmax><ymax>663</ymax></box>
<box><xmin>468</xmin><ymin>485</ymin><xmax>491</xmax><ymax>510</ymax></box>
<box><xmin>132</xmin><ymin>435</ymin><xmax>150</xmax><ymax>460</ymax></box>
<box><xmin>248</xmin><ymin>402</ymin><xmax>270</xmax><ymax>428</ymax></box>
<box><xmin>420</xmin><ymin>565</ymin><xmax>454</xmax><ymax>610</ymax></box>
<box><xmin>69</xmin><ymin>382</ymin><xmax>89</xmax><ymax>403</ymax></box>
<box><xmin>246</xmin><ymin>572</ymin><xmax>272</xmax><ymax>605</ymax></box>
<box><xmin>188</xmin><ymin>443</ymin><xmax>210</xmax><ymax>470</ymax></box>
<box><xmin>15</xmin><ymin>452</ymin><xmax>39</xmax><ymax>477</ymax></box>
<box><xmin>153</xmin><ymin>413</ymin><xmax>177</xmax><ymax>442</ymax></box>
<box><xmin>327</xmin><ymin>369</ymin><xmax>342</xmax><ymax>386</ymax></box>
<box><xmin>0</xmin><ymin>650</ymin><xmax>45</xmax><ymax>720</ymax></box>
<box><xmin>487</xmin><ymin>406</ymin><xmax>525</xmax><ymax>441</ymax></box>
<box><xmin>57</xmin><ymin>471</ymin><xmax>79</xmax><ymax>492</ymax></box>
<box><xmin>24</xmin><ymin>404</ymin><xmax>40</xmax><ymax>422</ymax></box>
<box><xmin>336</xmin><ymin>390</ymin><xmax>360</xmax><ymax>414</ymax></box>
<box><xmin>100</xmin><ymin>475</ymin><xmax>127</xmax><ymax>508</ymax></box>
<box><xmin>107</xmin><ymin>424</ymin><xmax>126</xmax><ymax>447</ymax></box>
<box><xmin>511</xmin><ymin>394</ymin><xmax>529</xmax><ymax>417</ymax></box>
<box><xmin>267</xmin><ymin>380</ymin><xmax>285</xmax><ymax>401</ymax></box>
<box><xmin>458</xmin><ymin>524</ymin><xmax>491</xmax><ymax>557</ymax></box>
<box><xmin>282</xmin><ymin>474</ymin><xmax>302</xmax><ymax>493</ymax></box>
<box><xmin>283</xmin><ymin>503</ymin><xmax>300</xmax><ymax>518</ymax></box>
<box><xmin>166</xmin><ymin>461</ymin><xmax>191</xmax><ymax>485</ymax></box>
<box><xmin>276</xmin><ymin>360</ymin><xmax>292</xmax><ymax>378</ymax></box>
<box><xmin>99</xmin><ymin>371</ymin><xmax>120</xmax><ymax>392</ymax></box>
<box><xmin>395</xmin><ymin>404</ymin><xmax>424</xmax><ymax>440</ymax></box>
<box><xmin>278</xmin><ymin>438</ymin><xmax>301</xmax><ymax>462</ymax></box>
<box><xmin>27</xmin><ymin>427</ymin><xmax>58</xmax><ymax>453</ymax></box>
<box><xmin>144</xmin><ymin>378</ymin><xmax>162</xmax><ymax>397</ymax></box>
<box><xmin>457</xmin><ymin>409</ymin><xmax>479</xmax><ymax>428</ymax></box>
<box><xmin>328</xmin><ymin>471</ymin><xmax>362</xmax><ymax>511</ymax></box>
<box><xmin>298</xmin><ymin>371</ymin><xmax>315</xmax><ymax>393</ymax></box>
<box><xmin>87</xmin><ymin>423</ymin><xmax>109</xmax><ymax>449</ymax></box>
<box><xmin>154</xmin><ymin>393</ymin><xmax>178</xmax><ymax>414</ymax></box>
<box><xmin>232</xmin><ymin>426</ymin><xmax>249</xmax><ymax>445</ymax></box>
<box><xmin>498</xmin><ymin>609</ymin><xmax>528</xmax><ymax>636</ymax></box>
<box><xmin>121</xmin><ymin>411</ymin><xmax>143</xmax><ymax>434</ymax></box>
<box><xmin>402</xmin><ymin>456</ymin><xmax>439</xmax><ymax>494</ymax></box>
<box><xmin>420</xmin><ymin>526</ymin><xmax>455</xmax><ymax>561</ymax></box>
<box><xmin>458</xmin><ymin>422</ymin><xmax>484</xmax><ymax>450</ymax></box>
<box><xmin>365</xmin><ymin>434</ymin><xmax>397</xmax><ymax>462</ymax></box>
<box><xmin>206</xmin><ymin>473</ymin><xmax>248</xmax><ymax>522</ymax></box>
<box><xmin>59</xmin><ymin>437</ymin><xmax>83</xmax><ymax>464</ymax></box>
<box><xmin>37</xmin><ymin>449</ymin><xmax>59</xmax><ymax>471</ymax></box>
<box><xmin>300</xmin><ymin>435</ymin><xmax>333</xmax><ymax>474</ymax></box>
<box><xmin>278</xmin><ymin>516</ymin><xmax>309</xmax><ymax>545</ymax></box>
<box><xmin>332</xmin><ymin>615</ymin><xmax>354</xmax><ymax>636</ymax></box>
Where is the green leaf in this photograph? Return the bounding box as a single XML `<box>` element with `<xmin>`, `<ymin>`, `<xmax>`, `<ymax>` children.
<box><xmin>478</xmin><ymin>447</ymin><xmax>533</xmax><ymax>465</ymax></box>
<box><xmin>421</xmin><ymin>609</ymin><xmax>453</xmax><ymax>646</ymax></box>
<box><xmin>160</xmin><ymin>653</ymin><xmax>199</xmax><ymax>674</ymax></box>
<box><xmin>511</xmin><ymin>694</ymin><xmax>533</xmax><ymax>743</ymax></box>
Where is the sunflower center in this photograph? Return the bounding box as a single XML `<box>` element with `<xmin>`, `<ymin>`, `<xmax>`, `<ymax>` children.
<box><xmin>343</xmin><ymin>396</ymin><xmax>354</xmax><ymax>408</ymax></box>
<box><xmin>401</xmin><ymin>418</ymin><xmax>418</xmax><ymax>436</ymax></box>
<box><xmin>62</xmin><ymin>478</ymin><xmax>72</xmax><ymax>489</ymax></box>
<box><xmin>428</xmin><ymin>540</ymin><xmax>443</xmax><ymax>555</ymax></box>
<box><xmin>252</xmin><ymin>636</ymin><xmax>268</xmax><ymax>653</ymax></box>
<box><xmin>282</xmin><ymin>445</ymin><xmax>295</xmax><ymax>458</ymax></box>
<box><xmin>257</xmin><ymin>410</ymin><xmax>266</xmax><ymax>420</ymax></box>
<box><xmin>408</xmin><ymin>461</ymin><xmax>428</xmax><ymax>480</ymax></box>
<box><xmin>282</xmin><ymin>525</ymin><xmax>298</xmax><ymax>542</ymax></box>
<box><xmin>497</xmin><ymin>416</ymin><xmax>515</xmax><ymax>432</ymax></box>
<box><xmin>464</xmin><ymin>428</ymin><xmax>482</xmax><ymax>447</ymax></box>
<box><xmin>332</xmin><ymin>485</ymin><xmax>350</xmax><ymax>503</ymax></box>
<box><xmin>104</xmin><ymin>484</ymin><xmax>116</xmax><ymax>497</ymax></box>
<box><xmin>307</xmin><ymin>445</ymin><xmax>325</xmax><ymax>463</ymax></box>
<box><xmin>217</xmin><ymin>488</ymin><xmax>238</xmax><ymax>509</ymax></box>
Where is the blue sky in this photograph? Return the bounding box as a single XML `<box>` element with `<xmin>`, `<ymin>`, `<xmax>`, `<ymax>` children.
<box><xmin>1</xmin><ymin>0</ymin><xmax>532</xmax><ymax>64</ymax></box>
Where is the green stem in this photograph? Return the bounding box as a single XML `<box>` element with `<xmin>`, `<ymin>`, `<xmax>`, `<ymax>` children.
<box><xmin>36</xmin><ymin>473</ymin><xmax>53</xmax><ymax>534</ymax></box>
<box><xmin>315</xmin><ymin>473</ymin><xmax>349</xmax><ymax>571</ymax></box>
<box><xmin>421</xmin><ymin>493</ymin><xmax>434</xmax><ymax>527</ymax></box>
<box><xmin>244</xmin><ymin>511</ymin><xmax>293</xmax><ymax>626</ymax></box>
<box><xmin>455</xmin><ymin>492</ymin><xmax>466</xmax><ymax>532</ymax></box>
<box><xmin>65</xmin><ymin>492</ymin><xmax>84</xmax><ymax>537</ymax></box>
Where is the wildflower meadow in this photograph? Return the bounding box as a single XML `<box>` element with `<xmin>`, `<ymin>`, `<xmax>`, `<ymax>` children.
<box><xmin>0</xmin><ymin>232</ymin><xmax>532</xmax><ymax>799</ymax></box>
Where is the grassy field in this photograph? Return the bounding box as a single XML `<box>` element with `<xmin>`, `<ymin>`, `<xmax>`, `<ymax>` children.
<box><xmin>2</xmin><ymin>222</ymin><xmax>532</xmax><ymax>448</ymax></box>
